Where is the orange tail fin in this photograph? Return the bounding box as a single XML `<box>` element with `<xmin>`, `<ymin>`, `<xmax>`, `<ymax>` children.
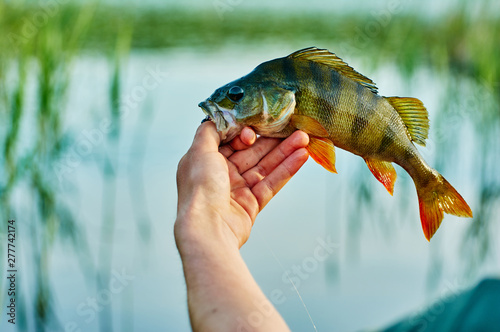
<box><xmin>417</xmin><ymin>175</ymin><xmax>472</xmax><ymax>241</ymax></box>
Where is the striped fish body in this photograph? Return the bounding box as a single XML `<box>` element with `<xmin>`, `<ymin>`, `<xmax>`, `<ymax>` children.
<box><xmin>199</xmin><ymin>47</ymin><xmax>472</xmax><ymax>240</ymax></box>
<box><xmin>266</xmin><ymin>56</ymin><xmax>413</xmax><ymax>160</ymax></box>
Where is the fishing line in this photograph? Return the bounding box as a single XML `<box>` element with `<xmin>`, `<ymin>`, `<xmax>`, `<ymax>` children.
<box><xmin>268</xmin><ymin>247</ymin><xmax>319</xmax><ymax>332</ymax></box>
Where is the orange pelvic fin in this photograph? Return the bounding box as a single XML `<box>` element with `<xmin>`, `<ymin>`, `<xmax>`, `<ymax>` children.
<box><xmin>364</xmin><ymin>158</ymin><xmax>397</xmax><ymax>195</ymax></box>
<box><xmin>307</xmin><ymin>137</ymin><xmax>337</xmax><ymax>173</ymax></box>
<box><xmin>291</xmin><ymin>114</ymin><xmax>329</xmax><ymax>137</ymax></box>
<box><xmin>417</xmin><ymin>175</ymin><xmax>473</xmax><ymax>241</ymax></box>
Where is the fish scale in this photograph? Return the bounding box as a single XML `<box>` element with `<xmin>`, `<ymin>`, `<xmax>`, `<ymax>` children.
<box><xmin>198</xmin><ymin>47</ymin><xmax>473</xmax><ymax>241</ymax></box>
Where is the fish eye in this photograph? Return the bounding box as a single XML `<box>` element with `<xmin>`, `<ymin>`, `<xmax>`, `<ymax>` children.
<box><xmin>227</xmin><ymin>86</ymin><xmax>244</xmax><ymax>102</ymax></box>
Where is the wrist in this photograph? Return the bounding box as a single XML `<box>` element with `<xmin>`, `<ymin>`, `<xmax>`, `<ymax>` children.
<box><xmin>174</xmin><ymin>210</ymin><xmax>240</xmax><ymax>259</ymax></box>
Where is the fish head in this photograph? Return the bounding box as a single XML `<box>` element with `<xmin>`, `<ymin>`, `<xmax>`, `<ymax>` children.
<box><xmin>198</xmin><ymin>74</ymin><xmax>296</xmax><ymax>143</ymax></box>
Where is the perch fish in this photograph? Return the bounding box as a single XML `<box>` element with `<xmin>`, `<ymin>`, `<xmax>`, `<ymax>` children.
<box><xmin>198</xmin><ymin>47</ymin><xmax>472</xmax><ymax>240</ymax></box>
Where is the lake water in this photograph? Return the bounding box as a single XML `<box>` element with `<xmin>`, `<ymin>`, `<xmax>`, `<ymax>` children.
<box><xmin>1</xmin><ymin>46</ymin><xmax>499</xmax><ymax>331</ymax></box>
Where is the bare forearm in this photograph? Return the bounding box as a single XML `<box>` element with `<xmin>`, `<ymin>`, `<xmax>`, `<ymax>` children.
<box><xmin>175</xmin><ymin>216</ymin><xmax>290</xmax><ymax>332</ymax></box>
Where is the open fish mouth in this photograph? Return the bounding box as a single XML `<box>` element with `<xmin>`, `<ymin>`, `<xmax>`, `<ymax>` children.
<box><xmin>198</xmin><ymin>100</ymin><xmax>242</xmax><ymax>142</ymax></box>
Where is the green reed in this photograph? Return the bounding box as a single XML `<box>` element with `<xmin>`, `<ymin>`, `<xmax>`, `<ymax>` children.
<box><xmin>1</xmin><ymin>3</ymin><xmax>98</xmax><ymax>330</ymax></box>
<box><xmin>96</xmin><ymin>22</ymin><xmax>133</xmax><ymax>332</ymax></box>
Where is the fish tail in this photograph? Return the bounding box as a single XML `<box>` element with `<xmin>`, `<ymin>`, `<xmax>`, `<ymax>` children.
<box><xmin>416</xmin><ymin>173</ymin><xmax>472</xmax><ymax>241</ymax></box>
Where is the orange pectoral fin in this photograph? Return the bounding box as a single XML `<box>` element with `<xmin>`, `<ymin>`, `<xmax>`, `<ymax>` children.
<box><xmin>364</xmin><ymin>158</ymin><xmax>397</xmax><ymax>195</ymax></box>
<box><xmin>291</xmin><ymin>115</ymin><xmax>329</xmax><ymax>137</ymax></box>
<box><xmin>307</xmin><ymin>137</ymin><xmax>337</xmax><ymax>173</ymax></box>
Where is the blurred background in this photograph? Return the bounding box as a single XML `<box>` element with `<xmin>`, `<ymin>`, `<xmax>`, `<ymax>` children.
<box><xmin>0</xmin><ymin>0</ymin><xmax>499</xmax><ymax>331</ymax></box>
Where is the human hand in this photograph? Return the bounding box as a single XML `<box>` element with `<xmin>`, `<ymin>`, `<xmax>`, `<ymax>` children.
<box><xmin>175</xmin><ymin>122</ymin><xmax>305</xmax><ymax>332</ymax></box>
<box><xmin>175</xmin><ymin>122</ymin><xmax>309</xmax><ymax>250</ymax></box>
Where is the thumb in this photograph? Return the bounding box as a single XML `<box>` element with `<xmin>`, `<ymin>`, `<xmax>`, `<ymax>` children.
<box><xmin>190</xmin><ymin>121</ymin><xmax>221</xmax><ymax>153</ymax></box>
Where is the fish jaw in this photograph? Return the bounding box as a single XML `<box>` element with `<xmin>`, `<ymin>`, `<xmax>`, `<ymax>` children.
<box><xmin>198</xmin><ymin>99</ymin><xmax>243</xmax><ymax>143</ymax></box>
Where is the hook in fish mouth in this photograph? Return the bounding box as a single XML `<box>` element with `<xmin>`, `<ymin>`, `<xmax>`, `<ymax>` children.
<box><xmin>198</xmin><ymin>100</ymin><xmax>243</xmax><ymax>142</ymax></box>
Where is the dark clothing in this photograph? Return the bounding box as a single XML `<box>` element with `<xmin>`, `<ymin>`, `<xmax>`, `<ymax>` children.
<box><xmin>383</xmin><ymin>278</ymin><xmax>500</xmax><ymax>332</ymax></box>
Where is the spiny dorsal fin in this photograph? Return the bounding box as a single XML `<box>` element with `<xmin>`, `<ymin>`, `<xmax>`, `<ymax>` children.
<box><xmin>386</xmin><ymin>97</ymin><xmax>429</xmax><ymax>146</ymax></box>
<box><xmin>288</xmin><ymin>47</ymin><xmax>378</xmax><ymax>94</ymax></box>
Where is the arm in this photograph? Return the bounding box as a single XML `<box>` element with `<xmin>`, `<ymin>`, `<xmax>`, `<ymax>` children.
<box><xmin>175</xmin><ymin>122</ymin><xmax>309</xmax><ymax>331</ymax></box>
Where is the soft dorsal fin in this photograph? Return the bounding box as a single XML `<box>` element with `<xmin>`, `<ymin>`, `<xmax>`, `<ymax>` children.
<box><xmin>385</xmin><ymin>97</ymin><xmax>429</xmax><ymax>146</ymax></box>
<box><xmin>288</xmin><ymin>47</ymin><xmax>378</xmax><ymax>94</ymax></box>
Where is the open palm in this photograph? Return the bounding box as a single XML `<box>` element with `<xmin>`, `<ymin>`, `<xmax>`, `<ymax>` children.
<box><xmin>176</xmin><ymin>122</ymin><xmax>309</xmax><ymax>248</ymax></box>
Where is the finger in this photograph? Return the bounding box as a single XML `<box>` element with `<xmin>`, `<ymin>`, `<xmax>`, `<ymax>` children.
<box><xmin>218</xmin><ymin>127</ymin><xmax>256</xmax><ymax>158</ymax></box>
<box><xmin>240</xmin><ymin>127</ymin><xmax>257</xmax><ymax>146</ymax></box>
<box><xmin>219</xmin><ymin>144</ymin><xmax>235</xmax><ymax>159</ymax></box>
<box><xmin>243</xmin><ymin>130</ymin><xmax>309</xmax><ymax>188</ymax></box>
<box><xmin>189</xmin><ymin>122</ymin><xmax>221</xmax><ymax>154</ymax></box>
<box><xmin>228</xmin><ymin>137</ymin><xmax>281</xmax><ymax>174</ymax></box>
<box><xmin>252</xmin><ymin>147</ymin><xmax>309</xmax><ymax>211</ymax></box>
<box><xmin>228</xmin><ymin>127</ymin><xmax>256</xmax><ymax>151</ymax></box>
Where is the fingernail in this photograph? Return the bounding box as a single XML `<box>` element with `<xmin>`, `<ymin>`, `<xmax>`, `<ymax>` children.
<box><xmin>242</xmin><ymin>127</ymin><xmax>256</xmax><ymax>145</ymax></box>
<box><xmin>250</xmin><ymin>131</ymin><xmax>256</xmax><ymax>144</ymax></box>
<box><xmin>201</xmin><ymin>116</ymin><xmax>211</xmax><ymax>124</ymax></box>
